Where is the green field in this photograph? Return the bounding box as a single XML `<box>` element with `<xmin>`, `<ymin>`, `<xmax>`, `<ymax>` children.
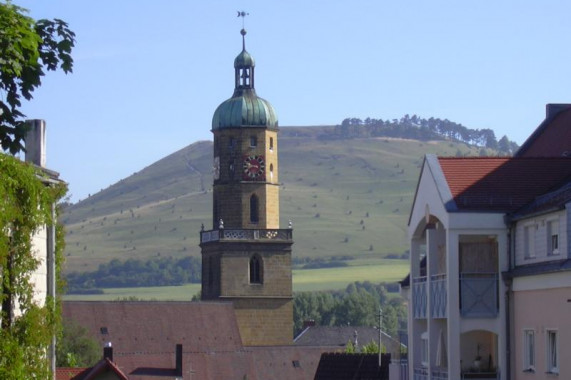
<box><xmin>63</xmin><ymin>258</ymin><xmax>409</xmax><ymax>301</ymax></box>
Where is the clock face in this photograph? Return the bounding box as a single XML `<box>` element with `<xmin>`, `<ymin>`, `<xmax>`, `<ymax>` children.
<box><xmin>242</xmin><ymin>155</ymin><xmax>265</xmax><ymax>180</ymax></box>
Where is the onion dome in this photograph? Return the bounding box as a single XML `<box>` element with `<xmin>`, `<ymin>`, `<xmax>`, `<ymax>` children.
<box><xmin>212</xmin><ymin>29</ymin><xmax>278</xmax><ymax>130</ymax></box>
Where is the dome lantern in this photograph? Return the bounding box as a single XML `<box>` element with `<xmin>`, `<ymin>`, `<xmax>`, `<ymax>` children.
<box><xmin>212</xmin><ymin>29</ymin><xmax>278</xmax><ymax>131</ymax></box>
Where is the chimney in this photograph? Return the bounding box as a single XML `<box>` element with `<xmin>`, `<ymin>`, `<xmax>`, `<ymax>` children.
<box><xmin>175</xmin><ymin>344</ymin><xmax>183</xmax><ymax>376</ymax></box>
<box><xmin>103</xmin><ymin>342</ymin><xmax>113</xmax><ymax>362</ymax></box>
<box><xmin>546</xmin><ymin>104</ymin><xmax>571</xmax><ymax>119</ymax></box>
<box><xmin>24</xmin><ymin>119</ymin><xmax>46</xmax><ymax>167</ymax></box>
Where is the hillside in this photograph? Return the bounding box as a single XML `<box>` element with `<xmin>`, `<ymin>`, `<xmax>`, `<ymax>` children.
<box><xmin>62</xmin><ymin>127</ymin><xmax>493</xmax><ymax>274</ymax></box>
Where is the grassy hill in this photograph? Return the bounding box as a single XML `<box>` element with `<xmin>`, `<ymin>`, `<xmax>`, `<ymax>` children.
<box><xmin>61</xmin><ymin>127</ymin><xmax>490</xmax><ymax>275</ymax></box>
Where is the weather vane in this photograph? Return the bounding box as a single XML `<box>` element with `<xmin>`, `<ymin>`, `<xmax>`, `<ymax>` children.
<box><xmin>237</xmin><ymin>10</ymin><xmax>249</xmax><ymax>28</ymax></box>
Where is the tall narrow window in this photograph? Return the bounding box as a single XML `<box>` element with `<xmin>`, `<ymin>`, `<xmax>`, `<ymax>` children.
<box><xmin>546</xmin><ymin>330</ymin><xmax>558</xmax><ymax>374</ymax></box>
<box><xmin>269</xmin><ymin>164</ymin><xmax>274</xmax><ymax>182</ymax></box>
<box><xmin>547</xmin><ymin>220</ymin><xmax>559</xmax><ymax>255</ymax></box>
<box><xmin>523</xmin><ymin>330</ymin><xmax>535</xmax><ymax>371</ymax></box>
<box><xmin>420</xmin><ymin>332</ymin><xmax>428</xmax><ymax>367</ymax></box>
<box><xmin>269</xmin><ymin>137</ymin><xmax>274</xmax><ymax>151</ymax></box>
<box><xmin>250</xmin><ymin>136</ymin><xmax>257</xmax><ymax>147</ymax></box>
<box><xmin>250</xmin><ymin>194</ymin><xmax>259</xmax><ymax>223</ymax></box>
<box><xmin>208</xmin><ymin>256</ymin><xmax>214</xmax><ymax>287</ymax></box>
<box><xmin>249</xmin><ymin>255</ymin><xmax>262</xmax><ymax>284</ymax></box>
<box><xmin>524</xmin><ymin>225</ymin><xmax>535</xmax><ymax>259</ymax></box>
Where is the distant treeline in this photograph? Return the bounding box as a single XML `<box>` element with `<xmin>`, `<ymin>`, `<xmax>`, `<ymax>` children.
<box><xmin>281</xmin><ymin>114</ymin><xmax>519</xmax><ymax>155</ymax></box>
<box><xmin>294</xmin><ymin>281</ymin><xmax>406</xmax><ymax>337</ymax></box>
<box><xmin>292</xmin><ymin>255</ymin><xmax>354</xmax><ymax>269</ymax></box>
<box><xmin>333</xmin><ymin>115</ymin><xmax>519</xmax><ymax>155</ymax></box>
<box><xmin>65</xmin><ymin>256</ymin><xmax>201</xmax><ymax>293</ymax></box>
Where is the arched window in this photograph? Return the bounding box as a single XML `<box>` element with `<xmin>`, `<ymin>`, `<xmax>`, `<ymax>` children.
<box><xmin>249</xmin><ymin>255</ymin><xmax>262</xmax><ymax>284</ymax></box>
<box><xmin>250</xmin><ymin>194</ymin><xmax>259</xmax><ymax>223</ymax></box>
<box><xmin>270</xmin><ymin>164</ymin><xmax>274</xmax><ymax>182</ymax></box>
<box><xmin>269</xmin><ymin>137</ymin><xmax>274</xmax><ymax>151</ymax></box>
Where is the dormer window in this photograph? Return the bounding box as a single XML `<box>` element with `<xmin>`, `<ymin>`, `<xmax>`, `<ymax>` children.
<box><xmin>547</xmin><ymin>220</ymin><xmax>559</xmax><ymax>255</ymax></box>
<box><xmin>524</xmin><ymin>225</ymin><xmax>535</xmax><ymax>259</ymax></box>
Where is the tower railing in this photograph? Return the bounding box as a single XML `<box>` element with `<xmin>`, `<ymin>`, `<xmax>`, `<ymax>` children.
<box><xmin>200</xmin><ymin>228</ymin><xmax>293</xmax><ymax>243</ymax></box>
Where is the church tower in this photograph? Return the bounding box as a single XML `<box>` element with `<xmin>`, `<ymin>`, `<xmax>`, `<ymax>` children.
<box><xmin>200</xmin><ymin>28</ymin><xmax>293</xmax><ymax>346</ymax></box>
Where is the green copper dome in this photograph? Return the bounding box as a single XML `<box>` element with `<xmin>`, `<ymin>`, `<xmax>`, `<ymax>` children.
<box><xmin>212</xmin><ymin>92</ymin><xmax>277</xmax><ymax>130</ymax></box>
<box><xmin>212</xmin><ymin>29</ymin><xmax>278</xmax><ymax>131</ymax></box>
<box><xmin>234</xmin><ymin>50</ymin><xmax>255</xmax><ymax>68</ymax></box>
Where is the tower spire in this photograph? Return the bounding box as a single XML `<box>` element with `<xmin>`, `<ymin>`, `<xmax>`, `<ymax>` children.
<box><xmin>237</xmin><ymin>10</ymin><xmax>249</xmax><ymax>51</ymax></box>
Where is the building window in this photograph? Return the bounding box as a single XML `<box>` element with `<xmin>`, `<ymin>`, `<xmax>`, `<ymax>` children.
<box><xmin>269</xmin><ymin>137</ymin><xmax>274</xmax><ymax>151</ymax></box>
<box><xmin>547</xmin><ymin>220</ymin><xmax>559</xmax><ymax>255</ymax></box>
<box><xmin>546</xmin><ymin>330</ymin><xmax>558</xmax><ymax>374</ymax></box>
<box><xmin>523</xmin><ymin>330</ymin><xmax>535</xmax><ymax>372</ymax></box>
<box><xmin>250</xmin><ymin>136</ymin><xmax>257</xmax><ymax>147</ymax></box>
<box><xmin>524</xmin><ymin>225</ymin><xmax>535</xmax><ymax>259</ymax></box>
<box><xmin>249</xmin><ymin>255</ymin><xmax>262</xmax><ymax>284</ymax></box>
<box><xmin>269</xmin><ymin>164</ymin><xmax>274</xmax><ymax>182</ymax></box>
<box><xmin>420</xmin><ymin>332</ymin><xmax>428</xmax><ymax>367</ymax></box>
<box><xmin>250</xmin><ymin>194</ymin><xmax>259</xmax><ymax>223</ymax></box>
<box><xmin>229</xmin><ymin>137</ymin><xmax>236</xmax><ymax>149</ymax></box>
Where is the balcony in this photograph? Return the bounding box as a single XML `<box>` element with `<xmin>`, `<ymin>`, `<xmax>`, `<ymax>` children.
<box><xmin>200</xmin><ymin>228</ymin><xmax>293</xmax><ymax>244</ymax></box>
<box><xmin>432</xmin><ymin>368</ymin><xmax>448</xmax><ymax>380</ymax></box>
<box><xmin>413</xmin><ymin>277</ymin><xmax>427</xmax><ymax>319</ymax></box>
<box><xmin>430</xmin><ymin>274</ymin><xmax>447</xmax><ymax>318</ymax></box>
<box><xmin>413</xmin><ymin>367</ymin><xmax>428</xmax><ymax>380</ymax></box>
<box><xmin>460</xmin><ymin>273</ymin><xmax>498</xmax><ymax>318</ymax></box>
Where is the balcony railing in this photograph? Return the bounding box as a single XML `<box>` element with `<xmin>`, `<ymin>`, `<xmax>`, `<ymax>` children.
<box><xmin>430</xmin><ymin>274</ymin><xmax>447</xmax><ymax>318</ymax></box>
<box><xmin>460</xmin><ymin>273</ymin><xmax>498</xmax><ymax>318</ymax></box>
<box><xmin>461</xmin><ymin>371</ymin><xmax>499</xmax><ymax>379</ymax></box>
<box><xmin>431</xmin><ymin>368</ymin><xmax>448</xmax><ymax>380</ymax></box>
<box><xmin>413</xmin><ymin>277</ymin><xmax>427</xmax><ymax>319</ymax></box>
<box><xmin>413</xmin><ymin>367</ymin><xmax>428</xmax><ymax>380</ymax></box>
<box><xmin>200</xmin><ymin>228</ymin><xmax>293</xmax><ymax>244</ymax></box>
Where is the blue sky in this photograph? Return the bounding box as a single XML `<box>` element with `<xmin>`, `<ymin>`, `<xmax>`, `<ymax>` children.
<box><xmin>14</xmin><ymin>0</ymin><xmax>571</xmax><ymax>202</ymax></box>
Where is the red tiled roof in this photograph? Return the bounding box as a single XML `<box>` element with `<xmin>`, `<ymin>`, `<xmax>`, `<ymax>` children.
<box><xmin>516</xmin><ymin>104</ymin><xmax>571</xmax><ymax>157</ymax></box>
<box><xmin>438</xmin><ymin>157</ymin><xmax>571</xmax><ymax>212</ymax></box>
<box><xmin>83</xmin><ymin>358</ymin><xmax>128</xmax><ymax>380</ymax></box>
<box><xmin>63</xmin><ymin>301</ymin><xmax>243</xmax><ymax>353</ymax></box>
<box><xmin>55</xmin><ymin>367</ymin><xmax>89</xmax><ymax>380</ymax></box>
<box><xmin>62</xmin><ymin>301</ymin><xmax>329</xmax><ymax>380</ymax></box>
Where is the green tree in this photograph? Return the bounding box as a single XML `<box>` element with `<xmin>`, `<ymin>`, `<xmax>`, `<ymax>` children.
<box><xmin>56</xmin><ymin>320</ymin><xmax>100</xmax><ymax>367</ymax></box>
<box><xmin>0</xmin><ymin>154</ymin><xmax>67</xmax><ymax>378</ymax></box>
<box><xmin>0</xmin><ymin>2</ymin><xmax>75</xmax><ymax>154</ymax></box>
<box><xmin>335</xmin><ymin>289</ymin><xmax>379</xmax><ymax>327</ymax></box>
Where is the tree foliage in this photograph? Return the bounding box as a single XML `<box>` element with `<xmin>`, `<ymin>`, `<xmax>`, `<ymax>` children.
<box><xmin>56</xmin><ymin>320</ymin><xmax>100</xmax><ymax>367</ymax></box>
<box><xmin>0</xmin><ymin>154</ymin><xmax>67</xmax><ymax>378</ymax></box>
<box><xmin>0</xmin><ymin>2</ymin><xmax>75</xmax><ymax>154</ymax></box>
<box><xmin>65</xmin><ymin>256</ymin><xmax>202</xmax><ymax>293</ymax></box>
<box><xmin>331</xmin><ymin>115</ymin><xmax>519</xmax><ymax>155</ymax></box>
<box><xmin>293</xmin><ymin>281</ymin><xmax>407</xmax><ymax>338</ymax></box>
